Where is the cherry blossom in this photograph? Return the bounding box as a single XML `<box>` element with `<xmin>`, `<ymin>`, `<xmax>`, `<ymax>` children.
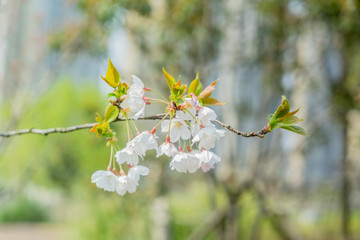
<box><xmin>124</xmin><ymin>75</ymin><xmax>146</xmax><ymax>119</ymax></box>
<box><xmin>175</xmin><ymin>100</ymin><xmax>197</xmax><ymax>121</ymax></box>
<box><xmin>156</xmin><ymin>141</ymin><xmax>179</xmax><ymax>157</ymax></box>
<box><xmin>198</xmin><ymin>107</ymin><xmax>217</xmax><ymax>127</ymax></box>
<box><xmin>91</xmin><ymin>170</ymin><xmax>118</xmax><ymax>192</ymax></box>
<box><xmin>192</xmin><ymin>126</ymin><xmax>226</xmax><ymax>150</ymax></box>
<box><xmin>128</xmin><ymin>165</ymin><xmax>150</xmax><ymax>181</ymax></box>
<box><xmin>115</xmin><ymin>146</ymin><xmax>141</xmax><ymax>166</ymax></box>
<box><xmin>115</xmin><ymin>175</ymin><xmax>138</xmax><ymax>195</ymax></box>
<box><xmin>127</xmin><ymin>131</ymin><xmax>158</xmax><ymax>156</ymax></box>
<box><xmin>115</xmin><ymin>166</ymin><xmax>150</xmax><ymax>195</ymax></box>
<box><xmin>169</xmin><ymin>151</ymin><xmax>200</xmax><ymax>173</ymax></box>
<box><xmin>161</xmin><ymin>119</ymin><xmax>191</xmax><ymax>142</ymax></box>
<box><xmin>197</xmin><ymin>150</ymin><xmax>221</xmax><ymax>172</ymax></box>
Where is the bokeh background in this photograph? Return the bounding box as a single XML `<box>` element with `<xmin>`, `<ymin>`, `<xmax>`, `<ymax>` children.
<box><xmin>0</xmin><ymin>0</ymin><xmax>360</xmax><ymax>239</ymax></box>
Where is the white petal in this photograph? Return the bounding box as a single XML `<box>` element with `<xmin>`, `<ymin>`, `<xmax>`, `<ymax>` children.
<box><xmin>115</xmin><ymin>147</ymin><xmax>139</xmax><ymax>166</ymax></box>
<box><xmin>116</xmin><ymin>176</ymin><xmax>128</xmax><ymax>195</ymax></box>
<box><xmin>131</xmin><ymin>75</ymin><xmax>144</xmax><ymax>88</ymax></box>
<box><xmin>161</xmin><ymin>120</ymin><xmax>170</xmax><ymax>133</ymax></box>
<box><xmin>129</xmin><ymin>165</ymin><xmax>150</xmax><ymax>182</ymax></box>
<box><xmin>91</xmin><ymin>170</ymin><xmax>117</xmax><ymax>192</ymax></box>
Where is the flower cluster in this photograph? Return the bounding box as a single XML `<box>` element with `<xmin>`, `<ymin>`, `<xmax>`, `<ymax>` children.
<box><xmin>90</xmin><ymin>59</ymin><xmax>307</xmax><ymax>195</ymax></box>
<box><xmin>91</xmin><ymin>59</ymin><xmax>227</xmax><ymax>195</ymax></box>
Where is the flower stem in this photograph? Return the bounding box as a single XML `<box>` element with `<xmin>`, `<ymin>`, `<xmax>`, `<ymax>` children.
<box><xmin>109</xmin><ymin>144</ymin><xmax>114</xmax><ymax>169</ymax></box>
<box><xmin>148</xmin><ymin>98</ymin><xmax>169</xmax><ymax>105</ymax></box>
<box><xmin>152</xmin><ymin>112</ymin><xmax>171</xmax><ymax>130</ymax></box>
<box><xmin>126</xmin><ymin>119</ymin><xmax>131</xmax><ymax>142</ymax></box>
<box><xmin>149</xmin><ymin>89</ymin><xmax>168</xmax><ymax>102</ymax></box>
<box><xmin>167</xmin><ymin>115</ymin><xmax>172</xmax><ymax>138</ymax></box>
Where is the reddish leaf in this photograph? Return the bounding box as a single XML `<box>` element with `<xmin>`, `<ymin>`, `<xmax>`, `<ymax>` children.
<box><xmin>198</xmin><ymin>80</ymin><xmax>218</xmax><ymax>100</ymax></box>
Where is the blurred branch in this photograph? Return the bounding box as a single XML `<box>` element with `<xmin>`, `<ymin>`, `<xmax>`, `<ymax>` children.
<box><xmin>186</xmin><ymin>207</ymin><xmax>228</xmax><ymax>240</ymax></box>
<box><xmin>0</xmin><ymin>114</ymin><xmax>269</xmax><ymax>138</ymax></box>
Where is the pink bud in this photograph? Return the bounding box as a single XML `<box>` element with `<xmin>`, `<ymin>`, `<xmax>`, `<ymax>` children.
<box><xmin>142</xmin><ymin>96</ymin><xmax>150</xmax><ymax>101</ymax></box>
<box><xmin>179</xmin><ymin>146</ymin><xmax>184</xmax><ymax>152</ymax></box>
<box><xmin>143</xmin><ymin>87</ymin><xmax>151</xmax><ymax>91</ymax></box>
<box><xmin>165</xmin><ymin>135</ymin><xmax>171</xmax><ymax>143</ymax></box>
<box><xmin>120</xmin><ymin>170</ymin><xmax>126</xmax><ymax>176</ymax></box>
<box><xmin>112</xmin><ymin>169</ymin><xmax>118</xmax><ymax>175</ymax></box>
<box><xmin>107</xmin><ymin>166</ymin><xmax>111</xmax><ymax>171</ymax></box>
<box><xmin>145</xmin><ymin>101</ymin><xmax>151</xmax><ymax>105</ymax></box>
<box><xmin>128</xmin><ymin>164</ymin><xmax>132</xmax><ymax>168</ymax></box>
<box><xmin>187</xmin><ymin>146</ymin><xmax>192</xmax><ymax>152</ymax></box>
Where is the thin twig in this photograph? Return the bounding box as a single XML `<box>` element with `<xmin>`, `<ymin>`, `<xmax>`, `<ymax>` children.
<box><xmin>0</xmin><ymin>114</ymin><xmax>268</xmax><ymax>138</ymax></box>
<box><xmin>213</xmin><ymin>119</ymin><xmax>269</xmax><ymax>138</ymax></box>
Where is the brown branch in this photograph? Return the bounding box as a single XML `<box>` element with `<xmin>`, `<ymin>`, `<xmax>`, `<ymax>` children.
<box><xmin>0</xmin><ymin>114</ymin><xmax>268</xmax><ymax>138</ymax></box>
<box><xmin>213</xmin><ymin>119</ymin><xmax>269</xmax><ymax>138</ymax></box>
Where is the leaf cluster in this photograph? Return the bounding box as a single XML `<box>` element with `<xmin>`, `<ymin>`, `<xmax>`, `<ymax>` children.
<box><xmin>162</xmin><ymin>68</ymin><xmax>225</xmax><ymax>106</ymax></box>
<box><xmin>267</xmin><ymin>96</ymin><xmax>309</xmax><ymax>136</ymax></box>
<box><xmin>91</xmin><ymin>59</ymin><xmax>128</xmax><ymax>141</ymax></box>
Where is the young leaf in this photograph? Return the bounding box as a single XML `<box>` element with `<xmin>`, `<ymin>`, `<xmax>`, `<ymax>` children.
<box><xmin>104</xmin><ymin>103</ymin><xmax>120</xmax><ymax>123</ymax></box>
<box><xmin>90</xmin><ymin>124</ymin><xmax>100</xmax><ymax>139</ymax></box>
<box><xmin>95</xmin><ymin>112</ymin><xmax>103</xmax><ymax>124</ymax></box>
<box><xmin>163</xmin><ymin>68</ymin><xmax>176</xmax><ymax>91</ymax></box>
<box><xmin>107</xmin><ymin>92</ymin><xmax>118</xmax><ymax>98</ymax></box>
<box><xmin>273</xmin><ymin>96</ymin><xmax>290</xmax><ymax>119</ymax></box>
<box><xmin>198</xmin><ymin>80</ymin><xmax>218</xmax><ymax>100</ymax></box>
<box><xmin>278</xmin><ymin>124</ymin><xmax>309</xmax><ymax>136</ymax></box>
<box><xmin>278</xmin><ymin>115</ymin><xmax>303</xmax><ymax>125</ymax></box>
<box><xmin>201</xmin><ymin>98</ymin><xmax>226</xmax><ymax>106</ymax></box>
<box><xmin>188</xmin><ymin>72</ymin><xmax>202</xmax><ymax>96</ymax></box>
<box><xmin>102</xmin><ymin>58</ymin><xmax>120</xmax><ymax>88</ymax></box>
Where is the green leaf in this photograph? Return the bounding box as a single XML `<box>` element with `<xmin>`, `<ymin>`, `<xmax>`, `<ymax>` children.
<box><xmin>278</xmin><ymin>124</ymin><xmax>309</xmax><ymax>136</ymax></box>
<box><xmin>107</xmin><ymin>92</ymin><xmax>117</xmax><ymax>98</ymax></box>
<box><xmin>201</xmin><ymin>98</ymin><xmax>226</xmax><ymax>106</ymax></box>
<box><xmin>188</xmin><ymin>72</ymin><xmax>202</xmax><ymax>96</ymax></box>
<box><xmin>119</xmin><ymin>82</ymin><xmax>129</xmax><ymax>95</ymax></box>
<box><xmin>102</xmin><ymin>58</ymin><xmax>120</xmax><ymax>88</ymax></box>
<box><xmin>163</xmin><ymin>68</ymin><xmax>176</xmax><ymax>92</ymax></box>
<box><xmin>103</xmin><ymin>103</ymin><xmax>119</xmax><ymax>123</ymax></box>
<box><xmin>95</xmin><ymin>112</ymin><xmax>103</xmax><ymax>124</ymax></box>
<box><xmin>273</xmin><ymin>96</ymin><xmax>290</xmax><ymax>119</ymax></box>
<box><xmin>278</xmin><ymin>115</ymin><xmax>303</xmax><ymax>125</ymax></box>
<box><xmin>198</xmin><ymin>80</ymin><xmax>218</xmax><ymax>100</ymax></box>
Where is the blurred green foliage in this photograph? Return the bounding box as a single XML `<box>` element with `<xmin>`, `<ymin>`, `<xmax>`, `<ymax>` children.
<box><xmin>0</xmin><ymin>196</ymin><xmax>49</xmax><ymax>222</ymax></box>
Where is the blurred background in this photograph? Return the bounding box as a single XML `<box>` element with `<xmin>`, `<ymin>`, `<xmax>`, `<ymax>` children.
<box><xmin>0</xmin><ymin>0</ymin><xmax>359</xmax><ymax>239</ymax></box>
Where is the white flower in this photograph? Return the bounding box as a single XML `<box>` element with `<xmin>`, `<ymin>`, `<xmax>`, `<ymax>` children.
<box><xmin>161</xmin><ymin>119</ymin><xmax>191</xmax><ymax>142</ymax></box>
<box><xmin>189</xmin><ymin>93</ymin><xmax>201</xmax><ymax>109</ymax></box>
<box><xmin>175</xmin><ymin>99</ymin><xmax>197</xmax><ymax>121</ymax></box>
<box><xmin>124</xmin><ymin>75</ymin><xmax>146</xmax><ymax>120</ymax></box>
<box><xmin>127</xmin><ymin>132</ymin><xmax>158</xmax><ymax>156</ymax></box>
<box><xmin>190</xmin><ymin>107</ymin><xmax>217</xmax><ymax>136</ymax></box>
<box><xmin>169</xmin><ymin>152</ymin><xmax>200</xmax><ymax>173</ymax></box>
<box><xmin>115</xmin><ymin>146</ymin><xmax>140</xmax><ymax>166</ymax></box>
<box><xmin>116</xmin><ymin>175</ymin><xmax>138</xmax><ymax>195</ymax></box>
<box><xmin>190</xmin><ymin>119</ymin><xmax>201</xmax><ymax>136</ymax></box>
<box><xmin>128</xmin><ymin>165</ymin><xmax>150</xmax><ymax>182</ymax></box>
<box><xmin>156</xmin><ymin>141</ymin><xmax>178</xmax><ymax>157</ymax></box>
<box><xmin>175</xmin><ymin>109</ymin><xmax>195</xmax><ymax>121</ymax></box>
<box><xmin>91</xmin><ymin>170</ymin><xmax>118</xmax><ymax>192</ymax></box>
<box><xmin>192</xmin><ymin>126</ymin><xmax>226</xmax><ymax>150</ymax></box>
<box><xmin>197</xmin><ymin>150</ymin><xmax>221</xmax><ymax>172</ymax></box>
<box><xmin>198</xmin><ymin>107</ymin><xmax>217</xmax><ymax>127</ymax></box>
<box><xmin>115</xmin><ymin>165</ymin><xmax>150</xmax><ymax>196</ymax></box>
